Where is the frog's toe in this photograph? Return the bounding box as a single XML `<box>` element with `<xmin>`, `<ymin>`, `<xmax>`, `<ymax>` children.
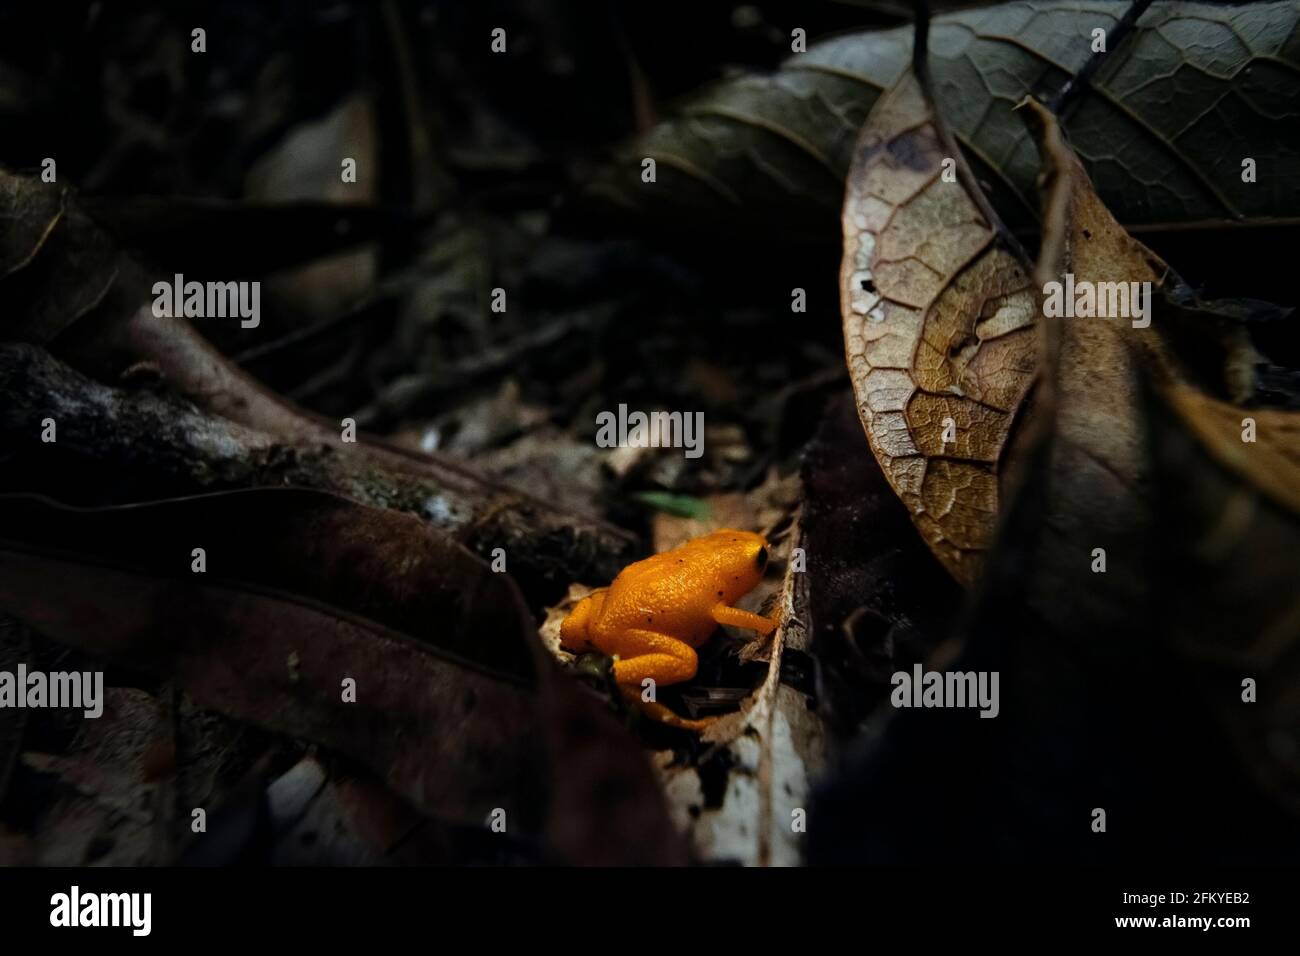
<box><xmin>619</xmin><ymin>686</ymin><xmax>721</xmax><ymax>733</ymax></box>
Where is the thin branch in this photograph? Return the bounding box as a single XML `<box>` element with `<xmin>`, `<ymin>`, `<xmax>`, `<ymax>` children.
<box><xmin>1050</xmin><ymin>0</ymin><xmax>1155</xmax><ymax>118</ymax></box>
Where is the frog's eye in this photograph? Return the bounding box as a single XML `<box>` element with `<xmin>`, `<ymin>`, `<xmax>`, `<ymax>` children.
<box><xmin>755</xmin><ymin>546</ymin><xmax>768</xmax><ymax>570</ymax></box>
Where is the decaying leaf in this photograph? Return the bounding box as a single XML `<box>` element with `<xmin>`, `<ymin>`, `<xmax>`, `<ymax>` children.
<box><xmin>840</xmin><ymin>67</ymin><xmax>1037</xmax><ymax>584</ymax></box>
<box><xmin>813</xmin><ymin>99</ymin><xmax>1300</xmax><ymax>859</ymax></box>
<box><xmin>1027</xmin><ymin>101</ymin><xmax>1300</xmax><ymax>810</ymax></box>
<box><xmin>20</xmin><ymin>688</ymin><xmax>165</xmax><ymax>865</ymax></box>
<box><xmin>1027</xmin><ymin>94</ymin><xmax>1300</xmax><ymax>524</ymax></box>
<box><xmin>1161</xmin><ymin>385</ymin><xmax>1300</xmax><ymax>518</ymax></box>
<box><xmin>0</xmin><ymin>503</ymin><xmax>546</xmax><ymax>830</ymax></box>
<box><xmin>0</xmin><ymin>491</ymin><xmax>686</xmax><ymax>863</ymax></box>
<box><xmin>0</xmin><ymin>173</ymin><xmax>65</xmax><ymax>276</ymax></box>
<box><xmin>799</xmin><ymin>393</ymin><xmax>962</xmax><ymax>735</ymax></box>
<box><xmin>0</xmin><ymin>489</ymin><xmax>539</xmax><ymax>677</ymax></box>
<box><xmin>841</xmin><ymin>24</ymin><xmax>1300</xmax><ymax>587</ymax></box>
<box><xmin>2</xmin><ymin>197</ymin><xmax>120</xmax><ymax>345</ymax></box>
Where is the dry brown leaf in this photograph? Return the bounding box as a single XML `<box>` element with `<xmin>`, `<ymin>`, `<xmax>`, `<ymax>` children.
<box><xmin>0</xmin><ymin>491</ymin><xmax>687</xmax><ymax>862</ymax></box>
<box><xmin>537</xmin><ymin>583</ymin><xmax>592</xmax><ymax>663</ymax></box>
<box><xmin>840</xmin><ymin>70</ymin><xmax>1037</xmax><ymax>586</ymax></box>
<box><xmin>1019</xmin><ymin>96</ymin><xmax>1163</xmax><ymax>560</ymax></box>
<box><xmin>2</xmin><ymin>198</ymin><xmax>120</xmax><ymax>344</ymax></box>
<box><xmin>1162</xmin><ymin>388</ymin><xmax>1300</xmax><ymax>518</ymax></box>
<box><xmin>1027</xmin><ymin>101</ymin><xmax>1300</xmax><ymax>813</ymax></box>
<box><xmin>0</xmin><ymin>172</ymin><xmax>64</xmax><ymax>276</ymax></box>
<box><xmin>19</xmin><ymin>688</ymin><xmax>164</xmax><ymax>865</ymax></box>
<box><xmin>842</xmin><ymin>68</ymin><xmax>1299</xmax><ymax>587</ymax></box>
<box><xmin>1027</xmin><ymin>96</ymin><xmax>1300</xmax><ymax>522</ymax></box>
<box><xmin>0</xmin><ymin>489</ymin><xmax>539</xmax><ymax>676</ymax></box>
<box><xmin>816</xmin><ymin>52</ymin><xmax>1300</xmax><ymax>860</ymax></box>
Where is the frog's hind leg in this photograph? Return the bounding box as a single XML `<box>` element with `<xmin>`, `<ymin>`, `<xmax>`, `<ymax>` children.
<box><xmin>610</xmin><ymin>629</ymin><xmax>698</xmax><ymax>687</ymax></box>
<box><xmin>559</xmin><ymin>588</ymin><xmax>608</xmax><ymax>653</ymax></box>
<box><xmin>611</xmin><ymin>630</ymin><xmax>716</xmax><ymax>732</ymax></box>
<box><xmin>618</xmin><ymin>686</ymin><xmax>719</xmax><ymax>732</ymax></box>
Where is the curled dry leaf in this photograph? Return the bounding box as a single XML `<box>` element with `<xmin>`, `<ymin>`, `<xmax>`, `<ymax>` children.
<box><xmin>814</xmin><ymin>102</ymin><xmax>1300</xmax><ymax>859</ymax></box>
<box><xmin>1027</xmin><ymin>102</ymin><xmax>1300</xmax><ymax>811</ymax></box>
<box><xmin>1027</xmin><ymin>95</ymin><xmax>1300</xmax><ymax>524</ymax></box>
<box><xmin>1161</xmin><ymin>386</ymin><xmax>1300</xmax><ymax>518</ymax></box>
<box><xmin>840</xmin><ymin>69</ymin><xmax>1037</xmax><ymax>585</ymax></box>
<box><xmin>1014</xmin><ymin>96</ymin><xmax>1161</xmax><ymax>602</ymax></box>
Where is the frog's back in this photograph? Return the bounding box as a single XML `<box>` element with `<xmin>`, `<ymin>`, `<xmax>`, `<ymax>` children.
<box><xmin>600</xmin><ymin>549</ymin><xmax>712</xmax><ymax>630</ymax></box>
<box><xmin>591</xmin><ymin>531</ymin><xmax>765</xmax><ymax>644</ymax></box>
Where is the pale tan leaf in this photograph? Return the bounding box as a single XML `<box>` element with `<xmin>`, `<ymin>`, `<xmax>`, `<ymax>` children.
<box><xmin>841</xmin><ymin>70</ymin><xmax>1037</xmax><ymax>585</ymax></box>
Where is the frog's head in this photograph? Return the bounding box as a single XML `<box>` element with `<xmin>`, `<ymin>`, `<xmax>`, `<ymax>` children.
<box><xmin>700</xmin><ymin>529</ymin><xmax>770</xmax><ymax>601</ymax></box>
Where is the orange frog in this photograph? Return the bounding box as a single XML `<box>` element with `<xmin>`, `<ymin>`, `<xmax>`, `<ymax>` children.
<box><xmin>560</xmin><ymin>529</ymin><xmax>777</xmax><ymax>730</ymax></box>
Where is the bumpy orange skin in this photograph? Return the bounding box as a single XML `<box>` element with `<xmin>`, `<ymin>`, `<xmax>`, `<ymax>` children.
<box><xmin>560</xmin><ymin>530</ymin><xmax>776</xmax><ymax>727</ymax></box>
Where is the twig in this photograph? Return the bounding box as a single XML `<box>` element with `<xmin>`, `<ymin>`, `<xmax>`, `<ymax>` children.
<box><xmin>1049</xmin><ymin>0</ymin><xmax>1155</xmax><ymax>118</ymax></box>
<box><xmin>0</xmin><ymin>344</ymin><xmax>635</xmax><ymax>602</ymax></box>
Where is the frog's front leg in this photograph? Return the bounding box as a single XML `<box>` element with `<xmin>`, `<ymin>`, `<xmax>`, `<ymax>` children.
<box><xmin>711</xmin><ymin>604</ymin><xmax>778</xmax><ymax>636</ymax></box>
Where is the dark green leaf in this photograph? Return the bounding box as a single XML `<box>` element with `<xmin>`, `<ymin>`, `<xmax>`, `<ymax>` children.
<box><xmin>589</xmin><ymin>0</ymin><xmax>1300</xmax><ymax>239</ymax></box>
